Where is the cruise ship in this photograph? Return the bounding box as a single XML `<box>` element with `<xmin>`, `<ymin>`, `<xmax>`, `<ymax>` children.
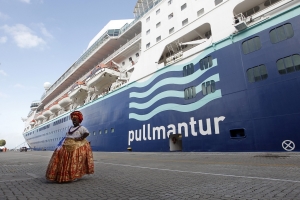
<box><xmin>22</xmin><ymin>0</ymin><xmax>300</xmax><ymax>152</ymax></box>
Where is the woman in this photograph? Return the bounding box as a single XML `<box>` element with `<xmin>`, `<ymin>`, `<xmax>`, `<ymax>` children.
<box><xmin>46</xmin><ymin>111</ymin><xmax>94</xmax><ymax>183</ymax></box>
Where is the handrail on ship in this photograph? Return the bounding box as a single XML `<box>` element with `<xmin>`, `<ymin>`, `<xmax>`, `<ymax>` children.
<box><xmin>41</xmin><ymin>0</ymin><xmax>162</xmax><ymax>100</ymax></box>
<box><xmin>41</xmin><ymin>33</ymin><xmax>142</xmax><ymax>110</ymax></box>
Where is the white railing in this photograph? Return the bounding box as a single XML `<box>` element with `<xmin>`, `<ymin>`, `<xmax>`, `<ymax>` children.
<box><xmin>42</xmin><ymin>33</ymin><xmax>141</xmax><ymax>109</ymax></box>
<box><xmin>103</xmin><ymin>33</ymin><xmax>141</xmax><ymax>64</ymax></box>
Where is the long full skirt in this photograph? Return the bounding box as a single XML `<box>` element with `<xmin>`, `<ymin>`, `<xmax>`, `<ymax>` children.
<box><xmin>45</xmin><ymin>138</ymin><xmax>94</xmax><ymax>183</ymax></box>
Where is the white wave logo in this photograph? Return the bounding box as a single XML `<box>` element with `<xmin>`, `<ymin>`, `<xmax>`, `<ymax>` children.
<box><xmin>129</xmin><ymin>59</ymin><xmax>222</xmax><ymax>121</ymax></box>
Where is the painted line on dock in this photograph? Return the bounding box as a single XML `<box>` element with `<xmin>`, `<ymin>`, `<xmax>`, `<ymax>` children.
<box><xmin>95</xmin><ymin>161</ymin><xmax>300</xmax><ymax>183</ymax></box>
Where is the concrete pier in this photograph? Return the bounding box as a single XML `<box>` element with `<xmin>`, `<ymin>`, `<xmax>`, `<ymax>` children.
<box><xmin>0</xmin><ymin>151</ymin><xmax>300</xmax><ymax>200</ymax></box>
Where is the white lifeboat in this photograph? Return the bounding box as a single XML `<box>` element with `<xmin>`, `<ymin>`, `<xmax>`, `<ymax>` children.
<box><xmin>85</xmin><ymin>67</ymin><xmax>119</xmax><ymax>91</ymax></box>
<box><xmin>58</xmin><ymin>96</ymin><xmax>72</xmax><ymax>108</ymax></box>
<box><xmin>68</xmin><ymin>81</ymin><xmax>88</xmax><ymax>100</ymax></box>
<box><xmin>36</xmin><ymin>115</ymin><xmax>45</xmax><ymax>121</ymax></box>
<box><xmin>43</xmin><ymin>110</ymin><xmax>52</xmax><ymax>117</ymax></box>
<box><xmin>50</xmin><ymin>104</ymin><xmax>61</xmax><ymax>113</ymax></box>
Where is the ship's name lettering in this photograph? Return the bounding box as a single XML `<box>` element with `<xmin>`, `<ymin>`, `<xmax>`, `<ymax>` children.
<box><xmin>128</xmin><ymin>116</ymin><xmax>225</xmax><ymax>145</ymax></box>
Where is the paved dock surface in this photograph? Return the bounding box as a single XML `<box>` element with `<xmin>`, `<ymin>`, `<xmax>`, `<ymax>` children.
<box><xmin>0</xmin><ymin>151</ymin><xmax>300</xmax><ymax>200</ymax></box>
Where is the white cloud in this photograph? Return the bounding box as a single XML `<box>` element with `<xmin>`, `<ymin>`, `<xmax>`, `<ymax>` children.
<box><xmin>20</xmin><ymin>0</ymin><xmax>31</xmax><ymax>3</ymax></box>
<box><xmin>37</xmin><ymin>23</ymin><xmax>53</xmax><ymax>38</ymax></box>
<box><xmin>0</xmin><ymin>69</ymin><xmax>8</xmax><ymax>76</ymax></box>
<box><xmin>0</xmin><ymin>36</ymin><xmax>7</xmax><ymax>44</ymax></box>
<box><xmin>0</xmin><ymin>12</ymin><xmax>9</xmax><ymax>20</ymax></box>
<box><xmin>0</xmin><ymin>92</ymin><xmax>9</xmax><ymax>98</ymax></box>
<box><xmin>1</xmin><ymin>24</ymin><xmax>46</xmax><ymax>48</ymax></box>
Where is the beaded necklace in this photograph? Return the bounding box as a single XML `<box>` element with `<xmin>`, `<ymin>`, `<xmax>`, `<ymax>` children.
<box><xmin>68</xmin><ymin>126</ymin><xmax>81</xmax><ymax>135</ymax></box>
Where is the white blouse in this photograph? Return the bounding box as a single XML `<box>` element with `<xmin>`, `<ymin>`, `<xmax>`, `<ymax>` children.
<box><xmin>66</xmin><ymin>126</ymin><xmax>89</xmax><ymax>139</ymax></box>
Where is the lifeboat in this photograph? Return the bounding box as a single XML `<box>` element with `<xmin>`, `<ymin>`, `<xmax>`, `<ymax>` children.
<box><xmin>50</xmin><ymin>103</ymin><xmax>61</xmax><ymax>113</ymax></box>
<box><xmin>85</xmin><ymin>63</ymin><xmax>119</xmax><ymax>92</ymax></box>
<box><xmin>36</xmin><ymin>114</ymin><xmax>45</xmax><ymax>121</ymax></box>
<box><xmin>42</xmin><ymin>110</ymin><xmax>52</xmax><ymax>118</ymax></box>
<box><xmin>68</xmin><ymin>81</ymin><xmax>88</xmax><ymax>100</ymax></box>
<box><xmin>30</xmin><ymin>120</ymin><xmax>36</xmax><ymax>126</ymax></box>
<box><xmin>58</xmin><ymin>96</ymin><xmax>72</xmax><ymax>108</ymax></box>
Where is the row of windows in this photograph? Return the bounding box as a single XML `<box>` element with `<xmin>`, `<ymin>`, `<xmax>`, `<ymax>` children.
<box><xmin>92</xmin><ymin>128</ymin><xmax>115</xmax><ymax>135</ymax></box>
<box><xmin>242</xmin><ymin>23</ymin><xmax>294</xmax><ymax>54</ymax></box>
<box><xmin>184</xmin><ymin>80</ymin><xmax>216</xmax><ymax>100</ymax></box>
<box><xmin>247</xmin><ymin>54</ymin><xmax>300</xmax><ymax>83</ymax></box>
<box><xmin>39</xmin><ymin>124</ymin><xmax>50</xmax><ymax>132</ymax></box>
<box><xmin>145</xmin><ymin>1</ymin><xmax>206</xmax><ymax>49</ymax></box>
<box><xmin>53</xmin><ymin>116</ymin><xmax>70</xmax><ymax>126</ymax></box>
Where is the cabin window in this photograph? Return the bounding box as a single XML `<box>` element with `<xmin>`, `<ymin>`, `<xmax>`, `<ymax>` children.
<box><xmin>122</xmin><ymin>62</ymin><xmax>125</xmax><ymax>66</ymax></box>
<box><xmin>146</xmin><ymin>29</ymin><xmax>150</xmax><ymax>35</ymax></box>
<box><xmin>93</xmin><ymin>131</ymin><xmax>96</xmax><ymax>136</ymax></box>
<box><xmin>129</xmin><ymin>57</ymin><xmax>132</xmax><ymax>62</ymax></box>
<box><xmin>168</xmin><ymin>13</ymin><xmax>174</xmax><ymax>19</ymax></box>
<box><xmin>156</xmin><ymin>9</ymin><xmax>160</xmax><ymax>15</ymax></box>
<box><xmin>146</xmin><ymin>43</ymin><xmax>150</xmax><ymax>49</ymax></box>
<box><xmin>242</xmin><ymin>37</ymin><xmax>261</xmax><ymax>54</ymax></box>
<box><xmin>146</xmin><ymin>16</ymin><xmax>150</xmax><ymax>22</ymax></box>
<box><xmin>182</xmin><ymin>18</ymin><xmax>188</xmax><ymax>26</ymax></box>
<box><xmin>181</xmin><ymin>3</ymin><xmax>187</xmax><ymax>11</ymax></box>
<box><xmin>269</xmin><ymin>23</ymin><xmax>294</xmax><ymax>44</ymax></box>
<box><xmin>111</xmin><ymin>128</ymin><xmax>115</xmax><ymax>133</ymax></box>
<box><xmin>184</xmin><ymin>86</ymin><xmax>196</xmax><ymax>100</ymax></box>
<box><xmin>247</xmin><ymin>65</ymin><xmax>268</xmax><ymax>83</ymax></box>
<box><xmin>99</xmin><ymin>130</ymin><xmax>102</xmax><ymax>134</ymax></box>
<box><xmin>105</xmin><ymin>129</ymin><xmax>108</xmax><ymax>134</ymax></box>
<box><xmin>156</xmin><ymin>36</ymin><xmax>161</xmax><ymax>43</ymax></box>
<box><xmin>168</xmin><ymin>0</ymin><xmax>172</xmax><ymax>5</ymax></box>
<box><xmin>200</xmin><ymin>56</ymin><xmax>213</xmax><ymax>70</ymax></box>
<box><xmin>183</xmin><ymin>64</ymin><xmax>194</xmax><ymax>77</ymax></box>
<box><xmin>243</xmin><ymin>6</ymin><xmax>260</xmax><ymax>17</ymax></box>
<box><xmin>276</xmin><ymin>54</ymin><xmax>300</xmax><ymax>74</ymax></box>
<box><xmin>264</xmin><ymin>0</ymin><xmax>280</xmax><ymax>7</ymax></box>
<box><xmin>169</xmin><ymin>27</ymin><xmax>174</xmax><ymax>34</ymax></box>
<box><xmin>136</xmin><ymin>53</ymin><xmax>139</xmax><ymax>57</ymax></box>
<box><xmin>215</xmin><ymin>0</ymin><xmax>223</xmax><ymax>6</ymax></box>
<box><xmin>202</xmin><ymin>80</ymin><xmax>216</xmax><ymax>95</ymax></box>
<box><xmin>197</xmin><ymin>8</ymin><xmax>204</xmax><ymax>17</ymax></box>
<box><xmin>156</xmin><ymin>22</ymin><xmax>161</xmax><ymax>28</ymax></box>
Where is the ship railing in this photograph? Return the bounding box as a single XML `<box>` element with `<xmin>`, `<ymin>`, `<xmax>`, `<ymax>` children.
<box><xmin>41</xmin><ymin>20</ymin><xmax>142</xmax><ymax>109</ymax></box>
<box><xmin>102</xmin><ymin>33</ymin><xmax>141</xmax><ymax>64</ymax></box>
<box><xmin>42</xmin><ymin>12</ymin><xmax>143</xmax><ymax>101</ymax></box>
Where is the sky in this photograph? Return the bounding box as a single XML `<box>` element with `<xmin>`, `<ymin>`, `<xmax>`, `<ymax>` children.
<box><xmin>0</xmin><ymin>0</ymin><xmax>137</xmax><ymax>149</ymax></box>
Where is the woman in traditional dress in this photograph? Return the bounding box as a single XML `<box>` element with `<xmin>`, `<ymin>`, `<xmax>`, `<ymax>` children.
<box><xmin>46</xmin><ymin>111</ymin><xmax>94</xmax><ymax>183</ymax></box>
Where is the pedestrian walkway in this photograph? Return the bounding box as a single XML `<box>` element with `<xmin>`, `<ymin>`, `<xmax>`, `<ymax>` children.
<box><xmin>0</xmin><ymin>151</ymin><xmax>300</xmax><ymax>200</ymax></box>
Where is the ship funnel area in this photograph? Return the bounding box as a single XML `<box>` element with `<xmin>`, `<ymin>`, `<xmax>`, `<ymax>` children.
<box><xmin>169</xmin><ymin>134</ymin><xmax>182</xmax><ymax>151</ymax></box>
<box><xmin>158</xmin><ymin>23</ymin><xmax>212</xmax><ymax>66</ymax></box>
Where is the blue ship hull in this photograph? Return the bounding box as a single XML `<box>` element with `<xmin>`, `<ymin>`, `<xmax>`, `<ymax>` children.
<box><xmin>25</xmin><ymin>6</ymin><xmax>300</xmax><ymax>152</ymax></box>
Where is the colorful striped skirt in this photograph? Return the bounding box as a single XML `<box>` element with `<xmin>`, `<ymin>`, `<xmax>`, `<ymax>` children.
<box><xmin>45</xmin><ymin>138</ymin><xmax>94</xmax><ymax>183</ymax></box>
